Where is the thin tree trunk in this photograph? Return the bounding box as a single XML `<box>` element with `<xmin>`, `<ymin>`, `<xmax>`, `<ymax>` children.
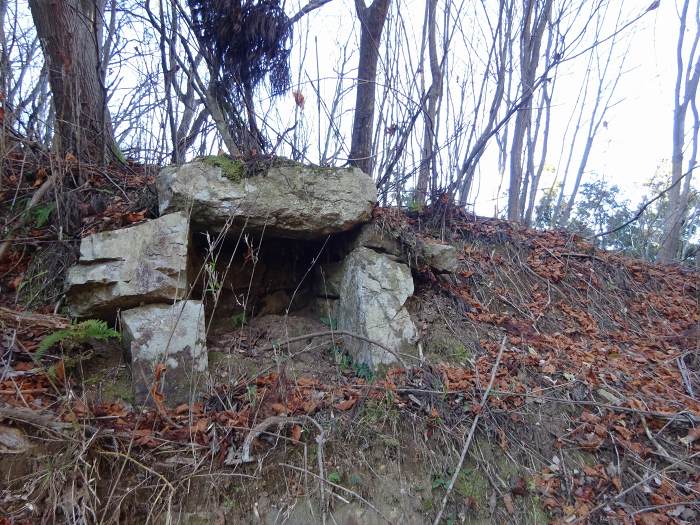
<box><xmin>349</xmin><ymin>0</ymin><xmax>390</xmax><ymax>176</ymax></box>
<box><xmin>416</xmin><ymin>0</ymin><xmax>442</xmax><ymax>205</ymax></box>
<box><xmin>524</xmin><ymin>76</ymin><xmax>552</xmax><ymax>225</ymax></box>
<box><xmin>507</xmin><ymin>0</ymin><xmax>551</xmax><ymax>222</ymax></box>
<box><xmin>659</xmin><ymin>0</ymin><xmax>700</xmax><ymax>262</ymax></box>
<box><xmin>29</xmin><ymin>0</ymin><xmax>117</xmax><ymax>164</ymax></box>
<box><xmin>457</xmin><ymin>0</ymin><xmax>511</xmax><ymax>207</ymax></box>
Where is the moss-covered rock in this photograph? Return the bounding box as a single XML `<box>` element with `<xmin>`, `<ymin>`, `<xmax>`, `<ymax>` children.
<box><xmin>198</xmin><ymin>155</ymin><xmax>245</xmax><ymax>182</ymax></box>
<box><xmin>158</xmin><ymin>159</ymin><xmax>376</xmax><ymax>239</ymax></box>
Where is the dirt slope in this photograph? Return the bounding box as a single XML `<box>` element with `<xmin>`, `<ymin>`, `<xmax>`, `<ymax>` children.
<box><xmin>0</xmin><ymin>204</ymin><xmax>698</xmax><ymax>525</ymax></box>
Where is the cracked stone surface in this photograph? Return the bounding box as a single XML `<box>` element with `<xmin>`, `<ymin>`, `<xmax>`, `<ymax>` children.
<box><xmin>418</xmin><ymin>239</ymin><xmax>459</xmax><ymax>273</ymax></box>
<box><xmin>335</xmin><ymin>247</ymin><xmax>417</xmax><ymax>367</ymax></box>
<box><xmin>157</xmin><ymin>160</ymin><xmax>376</xmax><ymax>239</ymax></box>
<box><xmin>121</xmin><ymin>300</ymin><xmax>207</xmax><ymax>406</ymax></box>
<box><xmin>65</xmin><ymin>212</ymin><xmax>190</xmax><ymax>319</ymax></box>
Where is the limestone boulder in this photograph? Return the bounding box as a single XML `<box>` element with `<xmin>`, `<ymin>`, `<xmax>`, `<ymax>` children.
<box><xmin>121</xmin><ymin>300</ymin><xmax>207</xmax><ymax>406</ymax></box>
<box><xmin>349</xmin><ymin>223</ymin><xmax>402</xmax><ymax>256</ymax></box>
<box><xmin>336</xmin><ymin>247</ymin><xmax>417</xmax><ymax>367</ymax></box>
<box><xmin>157</xmin><ymin>159</ymin><xmax>376</xmax><ymax>239</ymax></box>
<box><xmin>418</xmin><ymin>239</ymin><xmax>459</xmax><ymax>273</ymax></box>
<box><xmin>65</xmin><ymin>212</ymin><xmax>190</xmax><ymax>318</ymax></box>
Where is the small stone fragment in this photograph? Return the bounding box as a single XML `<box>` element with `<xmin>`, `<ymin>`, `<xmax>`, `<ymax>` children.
<box><xmin>350</xmin><ymin>224</ymin><xmax>402</xmax><ymax>256</ymax></box>
<box><xmin>418</xmin><ymin>239</ymin><xmax>459</xmax><ymax>273</ymax></box>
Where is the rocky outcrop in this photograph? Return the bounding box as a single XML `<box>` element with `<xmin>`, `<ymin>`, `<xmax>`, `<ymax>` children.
<box><xmin>121</xmin><ymin>300</ymin><xmax>207</xmax><ymax>406</ymax></box>
<box><xmin>64</xmin><ymin>212</ymin><xmax>190</xmax><ymax>318</ymax></box>
<box><xmin>417</xmin><ymin>239</ymin><xmax>458</xmax><ymax>273</ymax></box>
<box><xmin>335</xmin><ymin>247</ymin><xmax>417</xmax><ymax>367</ymax></box>
<box><xmin>349</xmin><ymin>223</ymin><xmax>402</xmax><ymax>256</ymax></box>
<box><xmin>157</xmin><ymin>159</ymin><xmax>376</xmax><ymax>239</ymax></box>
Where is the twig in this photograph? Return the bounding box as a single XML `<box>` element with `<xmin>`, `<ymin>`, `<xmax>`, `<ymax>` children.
<box><xmin>98</xmin><ymin>449</ymin><xmax>175</xmax><ymax>491</ymax></box>
<box><xmin>289</xmin><ymin>0</ymin><xmax>335</xmax><ymax>25</ymax></box>
<box><xmin>254</xmin><ymin>330</ymin><xmax>411</xmax><ymax>368</ymax></box>
<box><xmin>432</xmin><ymin>336</ymin><xmax>506</xmax><ymax>525</ymax></box>
<box><xmin>0</xmin><ymin>404</ymin><xmax>73</xmax><ymax>431</ymax></box>
<box><xmin>677</xmin><ymin>356</ymin><xmax>696</xmax><ymax>399</ymax></box>
<box><xmin>570</xmin><ymin>452</ymin><xmax>700</xmax><ymax>523</ymax></box>
<box><xmin>226</xmin><ymin>414</ymin><xmax>328</xmax><ymax>522</ymax></box>
<box><xmin>225</xmin><ymin>415</ymin><xmax>320</xmax><ymax>465</ymax></box>
<box><xmin>593</xmin><ymin>166</ymin><xmax>696</xmax><ymax>239</ymax></box>
<box><xmin>639</xmin><ymin>415</ymin><xmax>696</xmax><ymax>474</ymax></box>
<box><xmin>280</xmin><ymin>463</ymin><xmax>393</xmax><ymax>524</ymax></box>
<box><xmin>0</xmin><ymin>170</ymin><xmax>57</xmax><ymax>263</ymax></box>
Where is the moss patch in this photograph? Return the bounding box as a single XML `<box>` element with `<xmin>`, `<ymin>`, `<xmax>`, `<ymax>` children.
<box><xmin>198</xmin><ymin>154</ymin><xmax>339</xmax><ymax>181</ymax></box>
<box><xmin>427</xmin><ymin>334</ymin><xmax>473</xmax><ymax>363</ymax></box>
<box><xmin>198</xmin><ymin>155</ymin><xmax>245</xmax><ymax>182</ymax></box>
<box><xmin>455</xmin><ymin>467</ymin><xmax>490</xmax><ymax>501</ymax></box>
<box><xmin>100</xmin><ymin>369</ymin><xmax>134</xmax><ymax>404</ymax></box>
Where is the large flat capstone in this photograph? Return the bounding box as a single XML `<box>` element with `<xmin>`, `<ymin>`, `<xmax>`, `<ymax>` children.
<box><xmin>157</xmin><ymin>159</ymin><xmax>377</xmax><ymax>239</ymax></box>
<box><xmin>121</xmin><ymin>300</ymin><xmax>207</xmax><ymax>406</ymax></box>
<box><xmin>65</xmin><ymin>212</ymin><xmax>190</xmax><ymax>318</ymax></box>
<box><xmin>335</xmin><ymin>247</ymin><xmax>417</xmax><ymax>367</ymax></box>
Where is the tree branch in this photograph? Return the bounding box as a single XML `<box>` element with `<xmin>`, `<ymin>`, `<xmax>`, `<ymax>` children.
<box><xmin>593</xmin><ymin>165</ymin><xmax>697</xmax><ymax>239</ymax></box>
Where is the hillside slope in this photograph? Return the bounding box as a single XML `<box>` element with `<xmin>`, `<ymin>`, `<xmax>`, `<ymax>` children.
<box><xmin>1</xmin><ymin>205</ymin><xmax>698</xmax><ymax>524</ymax></box>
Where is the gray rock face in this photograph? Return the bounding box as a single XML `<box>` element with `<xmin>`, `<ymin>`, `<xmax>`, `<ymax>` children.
<box><xmin>65</xmin><ymin>212</ymin><xmax>190</xmax><ymax>318</ymax></box>
<box><xmin>121</xmin><ymin>300</ymin><xmax>207</xmax><ymax>406</ymax></box>
<box><xmin>349</xmin><ymin>224</ymin><xmax>402</xmax><ymax>256</ymax></box>
<box><xmin>157</xmin><ymin>160</ymin><xmax>376</xmax><ymax>239</ymax></box>
<box><xmin>418</xmin><ymin>239</ymin><xmax>459</xmax><ymax>273</ymax></box>
<box><xmin>336</xmin><ymin>247</ymin><xmax>417</xmax><ymax>367</ymax></box>
<box><xmin>313</xmin><ymin>262</ymin><xmax>344</xmax><ymax>298</ymax></box>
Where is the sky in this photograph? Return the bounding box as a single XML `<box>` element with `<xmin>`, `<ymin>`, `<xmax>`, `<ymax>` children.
<box><xmin>12</xmin><ymin>0</ymin><xmax>692</xmax><ymax>216</ymax></box>
<box><xmin>286</xmin><ymin>0</ymin><xmax>697</xmax><ymax>215</ymax></box>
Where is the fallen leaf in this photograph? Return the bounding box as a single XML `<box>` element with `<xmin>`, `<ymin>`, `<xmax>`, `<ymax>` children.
<box><xmin>271</xmin><ymin>403</ymin><xmax>287</xmax><ymax>415</ymax></box>
<box><xmin>125</xmin><ymin>210</ymin><xmax>146</xmax><ymax>223</ymax></box>
<box><xmin>335</xmin><ymin>398</ymin><xmax>357</xmax><ymax>411</ymax></box>
<box><xmin>679</xmin><ymin>427</ymin><xmax>700</xmax><ymax>446</ymax></box>
<box><xmin>291</xmin><ymin>424</ymin><xmax>302</xmax><ymax>443</ymax></box>
<box><xmin>174</xmin><ymin>403</ymin><xmax>190</xmax><ymax>415</ymax></box>
<box><xmin>33</xmin><ymin>168</ymin><xmax>48</xmax><ymax>188</ymax></box>
<box><xmin>503</xmin><ymin>493</ymin><xmax>515</xmax><ymax>513</ymax></box>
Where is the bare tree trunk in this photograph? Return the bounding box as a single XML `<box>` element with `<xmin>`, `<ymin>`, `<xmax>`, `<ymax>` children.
<box><xmin>659</xmin><ymin>0</ymin><xmax>700</xmax><ymax>263</ymax></box>
<box><xmin>457</xmin><ymin>0</ymin><xmax>512</xmax><ymax>206</ymax></box>
<box><xmin>507</xmin><ymin>0</ymin><xmax>551</xmax><ymax>222</ymax></box>
<box><xmin>415</xmin><ymin>0</ymin><xmax>442</xmax><ymax>205</ymax></box>
<box><xmin>29</xmin><ymin>0</ymin><xmax>116</xmax><ymax>164</ymax></box>
<box><xmin>523</xmin><ymin>77</ymin><xmax>552</xmax><ymax>225</ymax></box>
<box><xmin>349</xmin><ymin>0</ymin><xmax>390</xmax><ymax>176</ymax></box>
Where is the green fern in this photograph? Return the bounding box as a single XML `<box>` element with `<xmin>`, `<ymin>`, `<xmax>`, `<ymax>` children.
<box><xmin>36</xmin><ymin>320</ymin><xmax>121</xmax><ymax>359</ymax></box>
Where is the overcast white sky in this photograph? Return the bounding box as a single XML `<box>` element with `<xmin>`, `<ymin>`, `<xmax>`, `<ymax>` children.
<box><xmin>286</xmin><ymin>0</ymin><xmax>697</xmax><ymax>215</ymax></box>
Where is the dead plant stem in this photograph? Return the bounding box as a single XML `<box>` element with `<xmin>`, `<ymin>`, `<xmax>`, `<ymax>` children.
<box><xmin>279</xmin><ymin>463</ymin><xmax>392</xmax><ymax>524</ymax></box>
<box><xmin>255</xmin><ymin>330</ymin><xmax>411</xmax><ymax>368</ymax></box>
<box><xmin>432</xmin><ymin>335</ymin><xmax>506</xmax><ymax>525</ymax></box>
<box><xmin>571</xmin><ymin>452</ymin><xmax>700</xmax><ymax>523</ymax></box>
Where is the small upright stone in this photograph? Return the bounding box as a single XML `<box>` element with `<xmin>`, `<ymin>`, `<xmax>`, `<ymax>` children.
<box><xmin>121</xmin><ymin>300</ymin><xmax>207</xmax><ymax>406</ymax></box>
